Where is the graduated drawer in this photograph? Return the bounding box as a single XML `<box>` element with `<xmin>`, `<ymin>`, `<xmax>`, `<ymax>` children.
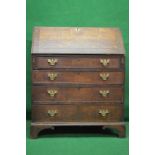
<box><xmin>32</xmin><ymin>86</ymin><xmax>123</xmax><ymax>102</ymax></box>
<box><xmin>31</xmin><ymin>104</ymin><xmax>123</xmax><ymax>122</ymax></box>
<box><xmin>32</xmin><ymin>55</ymin><xmax>123</xmax><ymax>69</ymax></box>
<box><xmin>32</xmin><ymin>71</ymin><xmax>124</xmax><ymax>84</ymax></box>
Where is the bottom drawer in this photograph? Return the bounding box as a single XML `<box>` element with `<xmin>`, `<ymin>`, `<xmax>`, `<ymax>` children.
<box><xmin>32</xmin><ymin>104</ymin><xmax>124</xmax><ymax>122</ymax></box>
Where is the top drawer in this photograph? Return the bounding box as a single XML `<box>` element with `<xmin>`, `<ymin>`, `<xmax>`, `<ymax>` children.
<box><xmin>32</xmin><ymin>55</ymin><xmax>124</xmax><ymax>69</ymax></box>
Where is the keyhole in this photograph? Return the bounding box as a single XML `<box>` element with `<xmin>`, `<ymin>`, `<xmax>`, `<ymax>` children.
<box><xmin>76</xmin><ymin>28</ymin><xmax>80</xmax><ymax>32</ymax></box>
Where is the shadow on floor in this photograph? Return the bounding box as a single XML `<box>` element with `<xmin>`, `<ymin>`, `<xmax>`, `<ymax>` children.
<box><xmin>36</xmin><ymin>126</ymin><xmax>118</xmax><ymax>138</ymax></box>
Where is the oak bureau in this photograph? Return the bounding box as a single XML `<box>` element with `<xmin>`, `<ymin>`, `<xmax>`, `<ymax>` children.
<box><xmin>30</xmin><ymin>27</ymin><xmax>125</xmax><ymax>138</ymax></box>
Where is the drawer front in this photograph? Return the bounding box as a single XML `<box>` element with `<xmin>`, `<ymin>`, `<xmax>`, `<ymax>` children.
<box><xmin>32</xmin><ymin>71</ymin><xmax>124</xmax><ymax>84</ymax></box>
<box><xmin>32</xmin><ymin>56</ymin><xmax>122</xmax><ymax>69</ymax></box>
<box><xmin>31</xmin><ymin>104</ymin><xmax>123</xmax><ymax>122</ymax></box>
<box><xmin>32</xmin><ymin>86</ymin><xmax>123</xmax><ymax>102</ymax></box>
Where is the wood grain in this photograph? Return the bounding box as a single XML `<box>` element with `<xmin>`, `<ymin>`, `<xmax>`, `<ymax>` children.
<box><xmin>32</xmin><ymin>86</ymin><xmax>123</xmax><ymax>102</ymax></box>
<box><xmin>31</xmin><ymin>27</ymin><xmax>125</xmax><ymax>54</ymax></box>
<box><xmin>32</xmin><ymin>55</ymin><xmax>122</xmax><ymax>69</ymax></box>
<box><xmin>32</xmin><ymin>71</ymin><xmax>124</xmax><ymax>84</ymax></box>
<box><xmin>31</xmin><ymin>104</ymin><xmax>124</xmax><ymax>122</ymax></box>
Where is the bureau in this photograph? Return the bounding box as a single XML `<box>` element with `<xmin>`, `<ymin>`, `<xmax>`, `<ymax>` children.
<box><xmin>30</xmin><ymin>27</ymin><xmax>125</xmax><ymax>138</ymax></box>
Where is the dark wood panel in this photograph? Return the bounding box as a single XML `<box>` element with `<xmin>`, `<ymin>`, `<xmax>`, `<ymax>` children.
<box><xmin>31</xmin><ymin>104</ymin><xmax>123</xmax><ymax>122</ymax></box>
<box><xmin>32</xmin><ymin>86</ymin><xmax>123</xmax><ymax>102</ymax></box>
<box><xmin>32</xmin><ymin>71</ymin><xmax>124</xmax><ymax>84</ymax></box>
<box><xmin>31</xmin><ymin>27</ymin><xmax>125</xmax><ymax>54</ymax></box>
<box><xmin>32</xmin><ymin>56</ymin><xmax>121</xmax><ymax>69</ymax></box>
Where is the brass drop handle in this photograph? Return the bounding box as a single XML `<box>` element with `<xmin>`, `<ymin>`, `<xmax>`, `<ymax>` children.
<box><xmin>100</xmin><ymin>59</ymin><xmax>110</xmax><ymax>66</ymax></box>
<box><xmin>99</xmin><ymin>109</ymin><xmax>109</xmax><ymax>117</ymax></box>
<box><xmin>100</xmin><ymin>73</ymin><xmax>109</xmax><ymax>81</ymax></box>
<box><xmin>47</xmin><ymin>89</ymin><xmax>58</xmax><ymax>97</ymax></box>
<box><xmin>48</xmin><ymin>110</ymin><xmax>57</xmax><ymax>117</ymax></box>
<box><xmin>48</xmin><ymin>58</ymin><xmax>58</xmax><ymax>66</ymax></box>
<box><xmin>48</xmin><ymin>73</ymin><xmax>58</xmax><ymax>81</ymax></box>
<box><xmin>99</xmin><ymin>90</ymin><xmax>110</xmax><ymax>97</ymax></box>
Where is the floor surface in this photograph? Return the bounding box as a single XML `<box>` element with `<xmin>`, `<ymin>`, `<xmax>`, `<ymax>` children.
<box><xmin>26</xmin><ymin>120</ymin><xmax>129</xmax><ymax>155</ymax></box>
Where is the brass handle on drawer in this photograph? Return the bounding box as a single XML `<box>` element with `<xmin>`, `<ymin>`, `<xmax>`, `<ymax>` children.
<box><xmin>100</xmin><ymin>59</ymin><xmax>110</xmax><ymax>66</ymax></box>
<box><xmin>47</xmin><ymin>89</ymin><xmax>58</xmax><ymax>97</ymax></box>
<box><xmin>99</xmin><ymin>109</ymin><xmax>109</xmax><ymax>117</ymax></box>
<box><xmin>48</xmin><ymin>110</ymin><xmax>57</xmax><ymax>117</ymax></box>
<box><xmin>48</xmin><ymin>73</ymin><xmax>58</xmax><ymax>80</ymax></box>
<box><xmin>99</xmin><ymin>90</ymin><xmax>110</xmax><ymax>97</ymax></box>
<box><xmin>48</xmin><ymin>58</ymin><xmax>58</xmax><ymax>66</ymax></box>
<box><xmin>100</xmin><ymin>73</ymin><xmax>109</xmax><ymax>81</ymax></box>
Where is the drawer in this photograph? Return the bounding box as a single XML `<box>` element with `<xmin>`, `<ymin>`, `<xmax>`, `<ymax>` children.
<box><xmin>32</xmin><ymin>86</ymin><xmax>123</xmax><ymax>102</ymax></box>
<box><xmin>32</xmin><ymin>56</ymin><xmax>122</xmax><ymax>69</ymax></box>
<box><xmin>32</xmin><ymin>71</ymin><xmax>124</xmax><ymax>85</ymax></box>
<box><xmin>32</xmin><ymin>104</ymin><xmax>123</xmax><ymax>122</ymax></box>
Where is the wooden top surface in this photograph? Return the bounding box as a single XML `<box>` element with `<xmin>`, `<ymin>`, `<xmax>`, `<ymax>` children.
<box><xmin>31</xmin><ymin>27</ymin><xmax>125</xmax><ymax>54</ymax></box>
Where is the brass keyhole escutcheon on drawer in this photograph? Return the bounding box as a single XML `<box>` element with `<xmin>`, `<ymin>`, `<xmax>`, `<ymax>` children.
<box><xmin>99</xmin><ymin>90</ymin><xmax>110</xmax><ymax>97</ymax></box>
<box><xmin>100</xmin><ymin>73</ymin><xmax>109</xmax><ymax>81</ymax></box>
<box><xmin>98</xmin><ymin>109</ymin><xmax>109</xmax><ymax>117</ymax></box>
<box><xmin>47</xmin><ymin>110</ymin><xmax>57</xmax><ymax>117</ymax></box>
<box><xmin>48</xmin><ymin>73</ymin><xmax>58</xmax><ymax>80</ymax></box>
<box><xmin>47</xmin><ymin>89</ymin><xmax>58</xmax><ymax>97</ymax></box>
<box><xmin>100</xmin><ymin>59</ymin><xmax>110</xmax><ymax>66</ymax></box>
<box><xmin>48</xmin><ymin>58</ymin><xmax>58</xmax><ymax>66</ymax></box>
